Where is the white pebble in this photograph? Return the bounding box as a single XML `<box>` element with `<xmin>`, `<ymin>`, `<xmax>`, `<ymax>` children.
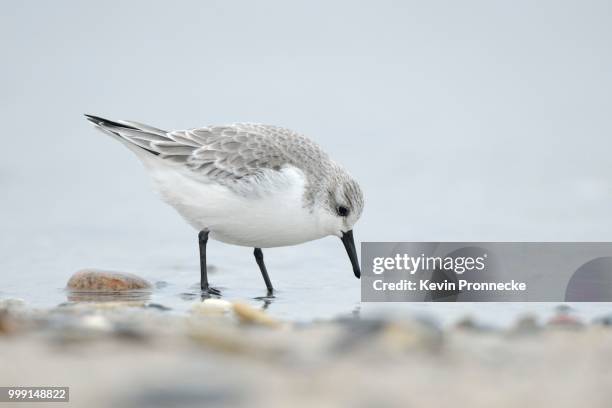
<box><xmin>191</xmin><ymin>299</ymin><xmax>233</xmax><ymax>315</ymax></box>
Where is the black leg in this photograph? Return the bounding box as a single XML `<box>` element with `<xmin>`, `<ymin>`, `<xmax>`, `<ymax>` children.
<box><xmin>253</xmin><ymin>248</ymin><xmax>274</xmax><ymax>294</ymax></box>
<box><xmin>199</xmin><ymin>230</ymin><xmax>220</xmax><ymax>295</ymax></box>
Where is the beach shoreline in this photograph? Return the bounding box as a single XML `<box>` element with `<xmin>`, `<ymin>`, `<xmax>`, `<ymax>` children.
<box><xmin>1</xmin><ymin>298</ymin><xmax>611</xmax><ymax>407</ymax></box>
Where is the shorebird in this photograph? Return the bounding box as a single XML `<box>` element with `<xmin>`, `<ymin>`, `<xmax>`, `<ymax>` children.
<box><xmin>85</xmin><ymin>115</ymin><xmax>364</xmax><ymax>295</ymax></box>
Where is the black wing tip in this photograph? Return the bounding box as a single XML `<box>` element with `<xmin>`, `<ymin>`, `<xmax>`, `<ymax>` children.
<box><xmin>84</xmin><ymin>114</ymin><xmax>103</xmax><ymax>125</ymax></box>
<box><xmin>84</xmin><ymin>113</ymin><xmax>161</xmax><ymax>157</ymax></box>
<box><xmin>83</xmin><ymin>114</ymin><xmax>138</xmax><ymax>130</ymax></box>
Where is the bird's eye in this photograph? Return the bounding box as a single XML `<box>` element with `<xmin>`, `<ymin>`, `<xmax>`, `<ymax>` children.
<box><xmin>337</xmin><ymin>206</ymin><xmax>349</xmax><ymax>217</ymax></box>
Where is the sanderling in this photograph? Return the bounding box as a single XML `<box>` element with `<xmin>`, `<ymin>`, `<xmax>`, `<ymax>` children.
<box><xmin>85</xmin><ymin>115</ymin><xmax>364</xmax><ymax>295</ymax></box>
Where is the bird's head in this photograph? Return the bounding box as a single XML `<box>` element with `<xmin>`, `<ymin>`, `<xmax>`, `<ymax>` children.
<box><xmin>317</xmin><ymin>164</ymin><xmax>364</xmax><ymax>278</ymax></box>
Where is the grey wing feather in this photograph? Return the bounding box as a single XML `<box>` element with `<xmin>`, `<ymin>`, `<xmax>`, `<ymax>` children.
<box><xmin>169</xmin><ymin>124</ymin><xmax>330</xmax><ymax>183</ymax></box>
<box><xmin>95</xmin><ymin>118</ymin><xmax>330</xmax><ymax>185</ymax></box>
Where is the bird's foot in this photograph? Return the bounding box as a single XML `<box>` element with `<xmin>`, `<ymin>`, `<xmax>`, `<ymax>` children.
<box><xmin>200</xmin><ymin>285</ymin><xmax>221</xmax><ymax>297</ymax></box>
<box><xmin>254</xmin><ymin>289</ymin><xmax>275</xmax><ymax>301</ymax></box>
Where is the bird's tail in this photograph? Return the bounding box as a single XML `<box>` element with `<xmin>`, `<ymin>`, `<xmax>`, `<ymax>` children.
<box><xmin>84</xmin><ymin>114</ymin><xmax>169</xmax><ymax>157</ymax></box>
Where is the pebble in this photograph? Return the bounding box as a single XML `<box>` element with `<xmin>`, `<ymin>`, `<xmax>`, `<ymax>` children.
<box><xmin>67</xmin><ymin>269</ymin><xmax>152</xmax><ymax>291</ymax></box>
<box><xmin>554</xmin><ymin>304</ymin><xmax>573</xmax><ymax>314</ymax></box>
<box><xmin>509</xmin><ymin>315</ymin><xmax>540</xmax><ymax>335</ymax></box>
<box><xmin>0</xmin><ymin>298</ymin><xmax>26</xmax><ymax>310</ymax></box>
<box><xmin>191</xmin><ymin>299</ymin><xmax>233</xmax><ymax>315</ymax></box>
<box><xmin>0</xmin><ymin>310</ymin><xmax>15</xmax><ymax>334</ymax></box>
<box><xmin>379</xmin><ymin>319</ymin><xmax>443</xmax><ymax>352</ymax></box>
<box><xmin>332</xmin><ymin>317</ymin><xmax>442</xmax><ymax>353</ymax></box>
<box><xmin>232</xmin><ymin>302</ymin><xmax>281</xmax><ymax>328</ymax></box>
<box><xmin>594</xmin><ymin>314</ymin><xmax>612</xmax><ymax>326</ymax></box>
<box><xmin>0</xmin><ymin>299</ymin><xmax>26</xmax><ymax>335</ymax></box>
<box><xmin>80</xmin><ymin>314</ymin><xmax>113</xmax><ymax>331</ymax></box>
<box><xmin>146</xmin><ymin>303</ymin><xmax>172</xmax><ymax>311</ymax></box>
<box><xmin>547</xmin><ymin>305</ymin><xmax>583</xmax><ymax>329</ymax></box>
<box><xmin>547</xmin><ymin>313</ymin><xmax>584</xmax><ymax>329</ymax></box>
<box><xmin>454</xmin><ymin>316</ymin><xmax>494</xmax><ymax>332</ymax></box>
<box><xmin>113</xmin><ymin>322</ymin><xmax>151</xmax><ymax>342</ymax></box>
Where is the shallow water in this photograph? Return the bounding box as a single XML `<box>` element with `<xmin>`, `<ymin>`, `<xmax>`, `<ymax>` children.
<box><xmin>3</xmin><ymin>225</ymin><xmax>612</xmax><ymax>328</ymax></box>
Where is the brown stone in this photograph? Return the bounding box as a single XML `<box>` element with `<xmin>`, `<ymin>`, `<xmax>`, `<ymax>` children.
<box><xmin>0</xmin><ymin>310</ymin><xmax>15</xmax><ymax>334</ymax></box>
<box><xmin>232</xmin><ymin>302</ymin><xmax>281</xmax><ymax>328</ymax></box>
<box><xmin>67</xmin><ymin>269</ymin><xmax>152</xmax><ymax>291</ymax></box>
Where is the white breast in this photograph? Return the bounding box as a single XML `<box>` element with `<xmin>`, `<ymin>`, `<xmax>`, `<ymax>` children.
<box><xmin>146</xmin><ymin>163</ymin><xmax>327</xmax><ymax>248</ymax></box>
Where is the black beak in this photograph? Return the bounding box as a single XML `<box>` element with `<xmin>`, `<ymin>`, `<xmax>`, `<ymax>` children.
<box><xmin>341</xmin><ymin>230</ymin><xmax>361</xmax><ymax>279</ymax></box>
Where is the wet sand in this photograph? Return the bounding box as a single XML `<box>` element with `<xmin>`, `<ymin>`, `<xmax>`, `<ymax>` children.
<box><xmin>1</xmin><ymin>298</ymin><xmax>612</xmax><ymax>408</ymax></box>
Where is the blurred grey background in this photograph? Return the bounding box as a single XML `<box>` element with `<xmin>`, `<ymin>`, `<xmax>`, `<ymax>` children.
<box><xmin>1</xmin><ymin>1</ymin><xmax>612</xmax><ymax>311</ymax></box>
